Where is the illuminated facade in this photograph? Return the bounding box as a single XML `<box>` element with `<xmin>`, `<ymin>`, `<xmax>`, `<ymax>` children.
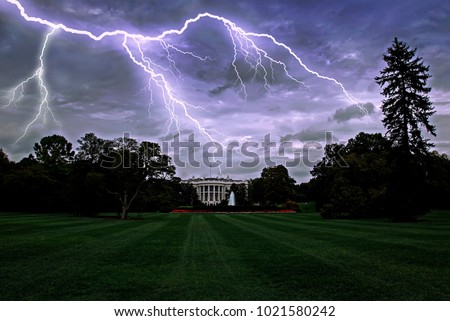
<box><xmin>183</xmin><ymin>177</ymin><xmax>247</xmax><ymax>205</ymax></box>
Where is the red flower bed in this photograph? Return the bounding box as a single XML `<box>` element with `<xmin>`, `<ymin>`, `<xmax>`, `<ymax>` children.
<box><xmin>171</xmin><ymin>209</ymin><xmax>213</xmax><ymax>213</ymax></box>
<box><xmin>170</xmin><ymin>209</ymin><xmax>295</xmax><ymax>213</ymax></box>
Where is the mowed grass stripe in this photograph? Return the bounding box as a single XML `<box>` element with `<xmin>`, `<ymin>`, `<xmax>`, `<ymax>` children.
<box><xmin>230</xmin><ymin>213</ymin><xmax>449</xmax><ymax>271</ymax></box>
<box><xmin>0</xmin><ymin>217</ymin><xmax>158</xmax><ymax>258</ymax></box>
<box><xmin>0</xmin><ymin>214</ymin><xmax>83</xmax><ymax>232</ymax></box>
<box><xmin>236</xmin><ymin>214</ymin><xmax>448</xmax><ymax>253</ymax></box>
<box><xmin>93</xmin><ymin>213</ymin><xmax>195</xmax><ymax>300</ymax></box>
<box><xmin>0</xmin><ymin>215</ymin><xmax>171</xmax><ymax>300</ymax></box>
<box><xmin>204</xmin><ymin>214</ymin><xmax>313</xmax><ymax>299</ymax></box>
<box><xmin>233</xmin><ymin>213</ymin><xmax>449</xmax><ymax>267</ymax></box>
<box><xmin>216</xmin><ymin>214</ymin><xmax>449</xmax><ymax>300</ymax></box>
<box><xmin>0</xmin><ymin>212</ymin><xmax>449</xmax><ymax>300</ymax></box>
<box><xmin>145</xmin><ymin>214</ymin><xmax>272</xmax><ymax>300</ymax></box>
<box><xmin>211</xmin><ymin>214</ymin><xmax>364</xmax><ymax>300</ymax></box>
<box><xmin>256</xmin><ymin>212</ymin><xmax>450</xmax><ymax>234</ymax></box>
<box><xmin>249</xmin><ymin>213</ymin><xmax>450</xmax><ymax>252</ymax></box>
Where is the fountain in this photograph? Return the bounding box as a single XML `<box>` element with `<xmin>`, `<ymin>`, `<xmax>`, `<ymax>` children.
<box><xmin>173</xmin><ymin>186</ymin><xmax>287</xmax><ymax>213</ymax></box>
<box><xmin>228</xmin><ymin>191</ymin><xmax>236</xmax><ymax>206</ymax></box>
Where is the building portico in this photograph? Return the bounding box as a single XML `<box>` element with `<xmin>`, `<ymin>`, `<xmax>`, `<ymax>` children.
<box><xmin>183</xmin><ymin>177</ymin><xmax>247</xmax><ymax>205</ymax></box>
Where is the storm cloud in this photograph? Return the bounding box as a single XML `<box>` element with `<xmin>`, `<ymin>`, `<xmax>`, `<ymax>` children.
<box><xmin>332</xmin><ymin>102</ymin><xmax>376</xmax><ymax>122</ymax></box>
<box><xmin>0</xmin><ymin>0</ymin><xmax>449</xmax><ymax>182</ymax></box>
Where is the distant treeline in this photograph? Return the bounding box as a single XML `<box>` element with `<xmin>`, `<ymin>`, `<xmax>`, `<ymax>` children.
<box><xmin>0</xmin><ymin>133</ymin><xmax>199</xmax><ymax>217</ymax></box>
<box><xmin>1</xmin><ymin>131</ymin><xmax>449</xmax><ymax>220</ymax></box>
<box><xmin>299</xmin><ymin>132</ymin><xmax>450</xmax><ymax>220</ymax></box>
<box><xmin>0</xmin><ymin>133</ymin><xmax>303</xmax><ymax>217</ymax></box>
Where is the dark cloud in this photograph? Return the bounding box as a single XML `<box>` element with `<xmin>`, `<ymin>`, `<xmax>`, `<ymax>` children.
<box><xmin>1</xmin><ymin>0</ymin><xmax>449</xmax><ymax>182</ymax></box>
<box><xmin>332</xmin><ymin>102</ymin><xmax>375</xmax><ymax>122</ymax></box>
<box><xmin>280</xmin><ymin>129</ymin><xmax>338</xmax><ymax>143</ymax></box>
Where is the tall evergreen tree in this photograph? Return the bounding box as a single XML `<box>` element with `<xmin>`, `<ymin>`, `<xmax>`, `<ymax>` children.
<box><xmin>375</xmin><ymin>38</ymin><xmax>436</xmax><ymax>155</ymax></box>
<box><xmin>375</xmin><ymin>38</ymin><xmax>435</xmax><ymax>220</ymax></box>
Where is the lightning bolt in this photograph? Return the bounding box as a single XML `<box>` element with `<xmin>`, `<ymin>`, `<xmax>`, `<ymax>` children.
<box><xmin>2</xmin><ymin>27</ymin><xmax>61</xmax><ymax>142</ymax></box>
<box><xmin>2</xmin><ymin>0</ymin><xmax>364</xmax><ymax>151</ymax></box>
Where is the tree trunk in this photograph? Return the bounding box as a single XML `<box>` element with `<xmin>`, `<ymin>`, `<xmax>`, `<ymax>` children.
<box><xmin>121</xmin><ymin>192</ymin><xmax>128</xmax><ymax>220</ymax></box>
<box><xmin>119</xmin><ymin>187</ymin><xmax>141</xmax><ymax>220</ymax></box>
<box><xmin>107</xmin><ymin>188</ymin><xmax>139</xmax><ymax>220</ymax></box>
<box><xmin>121</xmin><ymin>207</ymin><xmax>127</xmax><ymax>219</ymax></box>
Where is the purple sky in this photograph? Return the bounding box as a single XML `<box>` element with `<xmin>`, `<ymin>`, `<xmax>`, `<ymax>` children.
<box><xmin>1</xmin><ymin>0</ymin><xmax>449</xmax><ymax>182</ymax></box>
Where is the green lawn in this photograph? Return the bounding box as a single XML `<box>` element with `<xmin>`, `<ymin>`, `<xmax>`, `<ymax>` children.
<box><xmin>0</xmin><ymin>211</ymin><xmax>449</xmax><ymax>300</ymax></box>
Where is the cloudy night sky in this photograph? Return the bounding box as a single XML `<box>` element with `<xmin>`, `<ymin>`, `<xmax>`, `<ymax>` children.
<box><xmin>0</xmin><ymin>0</ymin><xmax>449</xmax><ymax>182</ymax></box>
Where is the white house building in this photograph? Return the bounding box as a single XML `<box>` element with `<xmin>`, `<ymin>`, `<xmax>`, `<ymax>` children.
<box><xmin>183</xmin><ymin>176</ymin><xmax>247</xmax><ymax>205</ymax></box>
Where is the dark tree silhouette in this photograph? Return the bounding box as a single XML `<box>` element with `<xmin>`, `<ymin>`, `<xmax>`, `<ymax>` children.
<box><xmin>102</xmin><ymin>137</ymin><xmax>175</xmax><ymax>219</ymax></box>
<box><xmin>0</xmin><ymin>148</ymin><xmax>11</xmax><ymax>211</ymax></box>
<box><xmin>260</xmin><ymin>165</ymin><xmax>296</xmax><ymax>205</ymax></box>
<box><xmin>375</xmin><ymin>38</ymin><xmax>436</xmax><ymax>220</ymax></box>
<box><xmin>310</xmin><ymin>133</ymin><xmax>392</xmax><ymax>218</ymax></box>
<box><xmin>375</xmin><ymin>38</ymin><xmax>436</xmax><ymax>155</ymax></box>
<box><xmin>34</xmin><ymin>134</ymin><xmax>75</xmax><ymax>165</ymax></box>
<box><xmin>75</xmin><ymin>133</ymin><xmax>105</xmax><ymax>163</ymax></box>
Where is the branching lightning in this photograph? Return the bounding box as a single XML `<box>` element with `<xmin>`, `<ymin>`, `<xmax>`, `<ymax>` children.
<box><xmin>2</xmin><ymin>0</ymin><xmax>364</xmax><ymax>146</ymax></box>
<box><xmin>2</xmin><ymin>27</ymin><xmax>61</xmax><ymax>142</ymax></box>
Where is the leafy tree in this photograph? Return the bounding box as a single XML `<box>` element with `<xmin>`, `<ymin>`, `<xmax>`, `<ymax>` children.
<box><xmin>18</xmin><ymin>154</ymin><xmax>38</xmax><ymax>167</ymax></box>
<box><xmin>101</xmin><ymin>137</ymin><xmax>175</xmax><ymax>219</ymax></box>
<box><xmin>375</xmin><ymin>38</ymin><xmax>436</xmax><ymax>155</ymax></box>
<box><xmin>146</xmin><ymin>177</ymin><xmax>201</xmax><ymax>210</ymax></box>
<box><xmin>247</xmin><ymin>165</ymin><xmax>296</xmax><ymax>205</ymax></box>
<box><xmin>101</xmin><ymin>137</ymin><xmax>144</xmax><ymax>219</ymax></box>
<box><xmin>176</xmin><ymin>180</ymin><xmax>201</xmax><ymax>206</ymax></box>
<box><xmin>247</xmin><ymin>177</ymin><xmax>265</xmax><ymax>205</ymax></box>
<box><xmin>3</xmin><ymin>159</ymin><xmax>66</xmax><ymax>212</ymax></box>
<box><xmin>32</xmin><ymin>135</ymin><xmax>74</xmax><ymax>210</ymax></box>
<box><xmin>69</xmin><ymin>160</ymin><xmax>111</xmax><ymax>216</ymax></box>
<box><xmin>0</xmin><ymin>148</ymin><xmax>12</xmax><ymax>211</ymax></box>
<box><xmin>294</xmin><ymin>183</ymin><xmax>310</xmax><ymax>203</ymax></box>
<box><xmin>251</xmin><ymin>165</ymin><xmax>296</xmax><ymax>205</ymax></box>
<box><xmin>75</xmin><ymin>133</ymin><xmax>105</xmax><ymax>163</ymax></box>
<box><xmin>426</xmin><ymin>152</ymin><xmax>450</xmax><ymax>209</ymax></box>
<box><xmin>311</xmin><ymin>133</ymin><xmax>392</xmax><ymax>218</ymax></box>
<box><xmin>34</xmin><ymin>134</ymin><xmax>75</xmax><ymax>166</ymax></box>
<box><xmin>3</xmin><ymin>133</ymin><xmax>196</xmax><ymax>215</ymax></box>
<box><xmin>69</xmin><ymin>133</ymin><xmax>111</xmax><ymax>216</ymax></box>
<box><xmin>0</xmin><ymin>148</ymin><xmax>11</xmax><ymax>172</ymax></box>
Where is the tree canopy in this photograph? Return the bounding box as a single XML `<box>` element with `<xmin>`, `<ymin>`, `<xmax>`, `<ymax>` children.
<box><xmin>375</xmin><ymin>38</ymin><xmax>436</xmax><ymax>155</ymax></box>
<box><xmin>249</xmin><ymin>165</ymin><xmax>296</xmax><ymax>205</ymax></box>
<box><xmin>0</xmin><ymin>133</ymin><xmax>196</xmax><ymax>217</ymax></box>
<box><xmin>34</xmin><ymin>134</ymin><xmax>75</xmax><ymax>166</ymax></box>
<box><xmin>310</xmin><ymin>133</ymin><xmax>392</xmax><ymax>218</ymax></box>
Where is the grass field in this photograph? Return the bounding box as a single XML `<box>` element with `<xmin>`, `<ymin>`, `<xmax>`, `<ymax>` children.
<box><xmin>0</xmin><ymin>211</ymin><xmax>449</xmax><ymax>300</ymax></box>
